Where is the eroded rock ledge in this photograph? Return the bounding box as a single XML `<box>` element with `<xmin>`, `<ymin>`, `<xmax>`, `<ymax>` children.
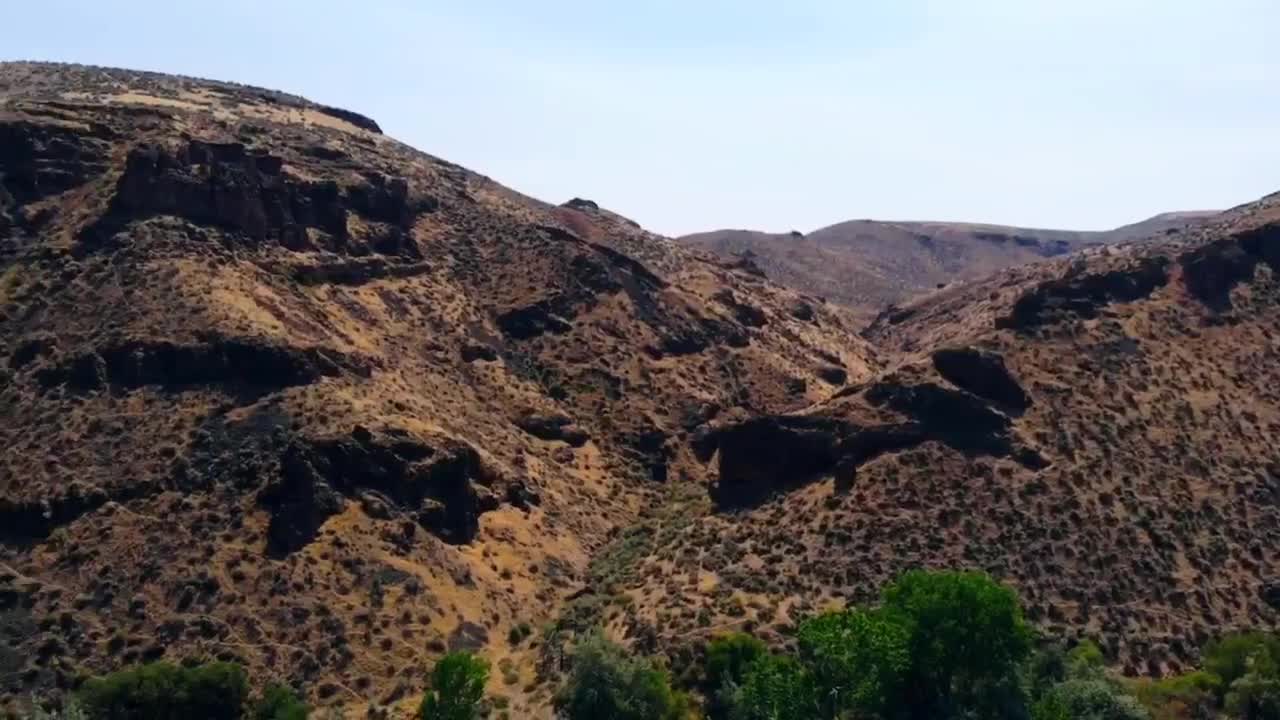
<box><xmin>705</xmin><ymin>378</ymin><xmax>1045</xmax><ymax>509</ymax></box>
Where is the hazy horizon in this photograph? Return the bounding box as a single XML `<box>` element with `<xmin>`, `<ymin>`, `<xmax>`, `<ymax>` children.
<box><xmin>6</xmin><ymin>1</ymin><xmax>1277</xmax><ymax>236</ymax></box>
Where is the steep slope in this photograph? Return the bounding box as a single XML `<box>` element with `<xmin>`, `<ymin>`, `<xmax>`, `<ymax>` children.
<box><xmin>680</xmin><ymin>213</ymin><xmax>1218</xmax><ymax>321</ymax></box>
<box><xmin>622</xmin><ymin>194</ymin><xmax>1280</xmax><ymax>680</ymax></box>
<box><xmin>0</xmin><ymin>63</ymin><xmax>877</xmax><ymax>714</ymax></box>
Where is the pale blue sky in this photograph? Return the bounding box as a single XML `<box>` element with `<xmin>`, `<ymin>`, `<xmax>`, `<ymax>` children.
<box><xmin>7</xmin><ymin>1</ymin><xmax>1278</xmax><ymax>235</ymax></box>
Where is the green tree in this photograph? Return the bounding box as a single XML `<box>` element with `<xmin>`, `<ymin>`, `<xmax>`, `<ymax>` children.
<box><xmin>1205</xmin><ymin>634</ymin><xmax>1280</xmax><ymax>698</ymax></box>
<box><xmin>420</xmin><ymin>652</ymin><xmax>490</xmax><ymax>720</ymax></box>
<box><xmin>1224</xmin><ymin>645</ymin><xmax>1280</xmax><ymax>720</ymax></box>
<box><xmin>251</xmin><ymin>683</ymin><xmax>310</xmax><ymax>720</ymax></box>
<box><xmin>729</xmin><ymin>654</ymin><xmax>818</xmax><ymax>720</ymax></box>
<box><xmin>705</xmin><ymin>633</ymin><xmax>768</xmax><ymax>720</ymax></box>
<box><xmin>76</xmin><ymin>661</ymin><xmax>249</xmax><ymax>720</ymax></box>
<box><xmin>796</xmin><ymin>608</ymin><xmax>910</xmax><ymax>718</ymax></box>
<box><xmin>1025</xmin><ymin>643</ymin><xmax>1069</xmax><ymax>703</ymax></box>
<box><xmin>881</xmin><ymin>570</ymin><xmax>1033</xmax><ymax>718</ymax></box>
<box><xmin>707</xmin><ymin>633</ymin><xmax>768</xmax><ymax>691</ymax></box>
<box><xmin>554</xmin><ymin>633</ymin><xmax>687</xmax><ymax>720</ymax></box>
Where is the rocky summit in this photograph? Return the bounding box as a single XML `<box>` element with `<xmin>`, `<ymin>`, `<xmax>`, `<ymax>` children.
<box><xmin>1</xmin><ymin>62</ymin><xmax>1278</xmax><ymax>717</ymax></box>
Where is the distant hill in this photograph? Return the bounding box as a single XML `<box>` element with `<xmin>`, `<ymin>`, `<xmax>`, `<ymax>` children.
<box><xmin>679</xmin><ymin>213</ymin><xmax>1219</xmax><ymax>321</ymax></box>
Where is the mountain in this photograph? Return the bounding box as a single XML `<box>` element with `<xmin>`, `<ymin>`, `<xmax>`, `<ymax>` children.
<box><xmin>0</xmin><ymin>62</ymin><xmax>874</xmax><ymax>715</ymax></box>
<box><xmin>679</xmin><ymin>213</ymin><xmax>1219</xmax><ymax>322</ymax></box>
<box><xmin>1</xmin><ymin>62</ymin><xmax>1277</xmax><ymax>717</ymax></box>
<box><xmin>636</xmin><ymin>194</ymin><xmax>1280</xmax><ymax>681</ymax></box>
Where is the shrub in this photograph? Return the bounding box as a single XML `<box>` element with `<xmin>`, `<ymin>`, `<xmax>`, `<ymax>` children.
<box><xmin>1041</xmin><ymin>678</ymin><xmax>1150</xmax><ymax>720</ymax></box>
<box><xmin>20</xmin><ymin>699</ymin><xmax>89</xmax><ymax>720</ymax></box>
<box><xmin>1026</xmin><ymin>643</ymin><xmax>1070</xmax><ymax>702</ymax></box>
<box><xmin>76</xmin><ymin>661</ymin><xmax>249</xmax><ymax>720</ymax></box>
<box><xmin>508</xmin><ymin>622</ymin><xmax>533</xmax><ymax>646</ymax></box>
<box><xmin>420</xmin><ymin>652</ymin><xmax>490</xmax><ymax>720</ymax></box>
<box><xmin>554</xmin><ymin>633</ymin><xmax>687</xmax><ymax>720</ymax></box>
<box><xmin>1128</xmin><ymin>671</ymin><xmax>1219</xmax><ymax>720</ymax></box>
<box><xmin>251</xmin><ymin>683</ymin><xmax>310</xmax><ymax>720</ymax></box>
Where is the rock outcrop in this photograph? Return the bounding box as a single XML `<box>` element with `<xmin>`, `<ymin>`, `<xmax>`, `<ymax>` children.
<box><xmin>259</xmin><ymin>427</ymin><xmax>501</xmax><ymax>554</ymax></box>
<box><xmin>997</xmin><ymin>257</ymin><xmax>1171</xmax><ymax>330</ymax></box>
<box><xmin>931</xmin><ymin>347</ymin><xmax>1031</xmax><ymax>413</ymax></box>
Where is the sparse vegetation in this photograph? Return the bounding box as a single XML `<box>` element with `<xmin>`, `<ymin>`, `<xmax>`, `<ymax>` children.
<box><xmin>26</xmin><ymin>571</ymin><xmax>1280</xmax><ymax>720</ymax></box>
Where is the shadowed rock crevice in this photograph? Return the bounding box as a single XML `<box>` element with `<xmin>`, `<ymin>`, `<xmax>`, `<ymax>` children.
<box><xmin>997</xmin><ymin>257</ymin><xmax>1170</xmax><ymax>330</ymax></box>
<box><xmin>33</xmin><ymin>337</ymin><xmax>371</xmax><ymax>396</ymax></box>
<box><xmin>0</xmin><ymin>481</ymin><xmax>162</xmax><ymax>543</ymax></box>
<box><xmin>931</xmin><ymin>347</ymin><xmax>1031</xmax><ymax>413</ymax></box>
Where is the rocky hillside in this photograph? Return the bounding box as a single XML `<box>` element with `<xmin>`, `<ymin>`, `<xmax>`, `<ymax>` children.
<box><xmin>0</xmin><ymin>61</ymin><xmax>1276</xmax><ymax>718</ymax></box>
<box><xmin>0</xmin><ymin>62</ymin><xmax>874</xmax><ymax>716</ymax></box>
<box><xmin>680</xmin><ymin>212</ymin><xmax>1218</xmax><ymax>322</ymax></box>
<box><xmin>629</xmin><ymin>194</ymin><xmax>1280</xmax><ymax>681</ymax></box>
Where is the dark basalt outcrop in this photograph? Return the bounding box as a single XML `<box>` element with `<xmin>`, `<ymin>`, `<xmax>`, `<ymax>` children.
<box><xmin>1181</xmin><ymin>223</ymin><xmax>1280</xmax><ymax>310</ymax></box>
<box><xmin>259</xmin><ymin>427</ymin><xmax>503</xmax><ymax>555</ymax></box>
<box><xmin>0</xmin><ymin>481</ymin><xmax>158</xmax><ymax>542</ymax></box>
<box><xmin>710</xmin><ymin>416</ymin><xmax>853</xmax><ymax>507</ymax></box>
<box><xmin>290</xmin><ymin>258</ymin><xmax>433</xmax><ymax>286</ymax></box>
<box><xmin>496</xmin><ymin>248</ymin><xmax>666</xmax><ymax>341</ymax></box>
<box><xmin>709</xmin><ymin>380</ymin><xmax>1044</xmax><ymax>508</ymax></box>
<box><xmin>931</xmin><ymin>347</ymin><xmax>1031</xmax><ymax>413</ymax></box>
<box><xmin>514</xmin><ymin>413</ymin><xmax>590</xmax><ymax>447</ymax></box>
<box><xmin>997</xmin><ymin>257</ymin><xmax>1171</xmax><ymax>330</ymax></box>
<box><xmin>83</xmin><ymin>140</ymin><xmax>434</xmax><ymax>255</ymax></box>
<box><xmin>496</xmin><ymin>298</ymin><xmax>576</xmax><ymax>340</ymax></box>
<box><xmin>32</xmin><ymin>337</ymin><xmax>371</xmax><ymax>396</ymax></box>
<box><xmin>0</xmin><ymin>120</ymin><xmax>112</xmax><ymax>203</ymax></box>
<box><xmin>713</xmin><ymin>289</ymin><xmax>768</xmax><ymax>328</ymax></box>
<box><xmin>863</xmin><ymin>381</ymin><xmax>1015</xmax><ymax>457</ymax></box>
<box><xmin>315</xmin><ymin>105</ymin><xmax>382</xmax><ymax>134</ymax></box>
<box><xmin>0</xmin><ymin>119</ymin><xmax>111</xmax><ymax>231</ymax></box>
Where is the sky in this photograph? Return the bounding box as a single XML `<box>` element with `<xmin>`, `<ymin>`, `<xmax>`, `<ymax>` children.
<box><xmin>6</xmin><ymin>0</ymin><xmax>1279</xmax><ymax>236</ymax></box>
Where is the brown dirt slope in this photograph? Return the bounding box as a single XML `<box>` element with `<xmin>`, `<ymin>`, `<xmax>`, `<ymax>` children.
<box><xmin>0</xmin><ymin>62</ymin><xmax>876</xmax><ymax>715</ymax></box>
<box><xmin>680</xmin><ymin>212</ymin><xmax>1218</xmax><ymax>322</ymax></box>
<box><xmin>624</xmin><ymin>193</ymin><xmax>1280</xmax><ymax>681</ymax></box>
